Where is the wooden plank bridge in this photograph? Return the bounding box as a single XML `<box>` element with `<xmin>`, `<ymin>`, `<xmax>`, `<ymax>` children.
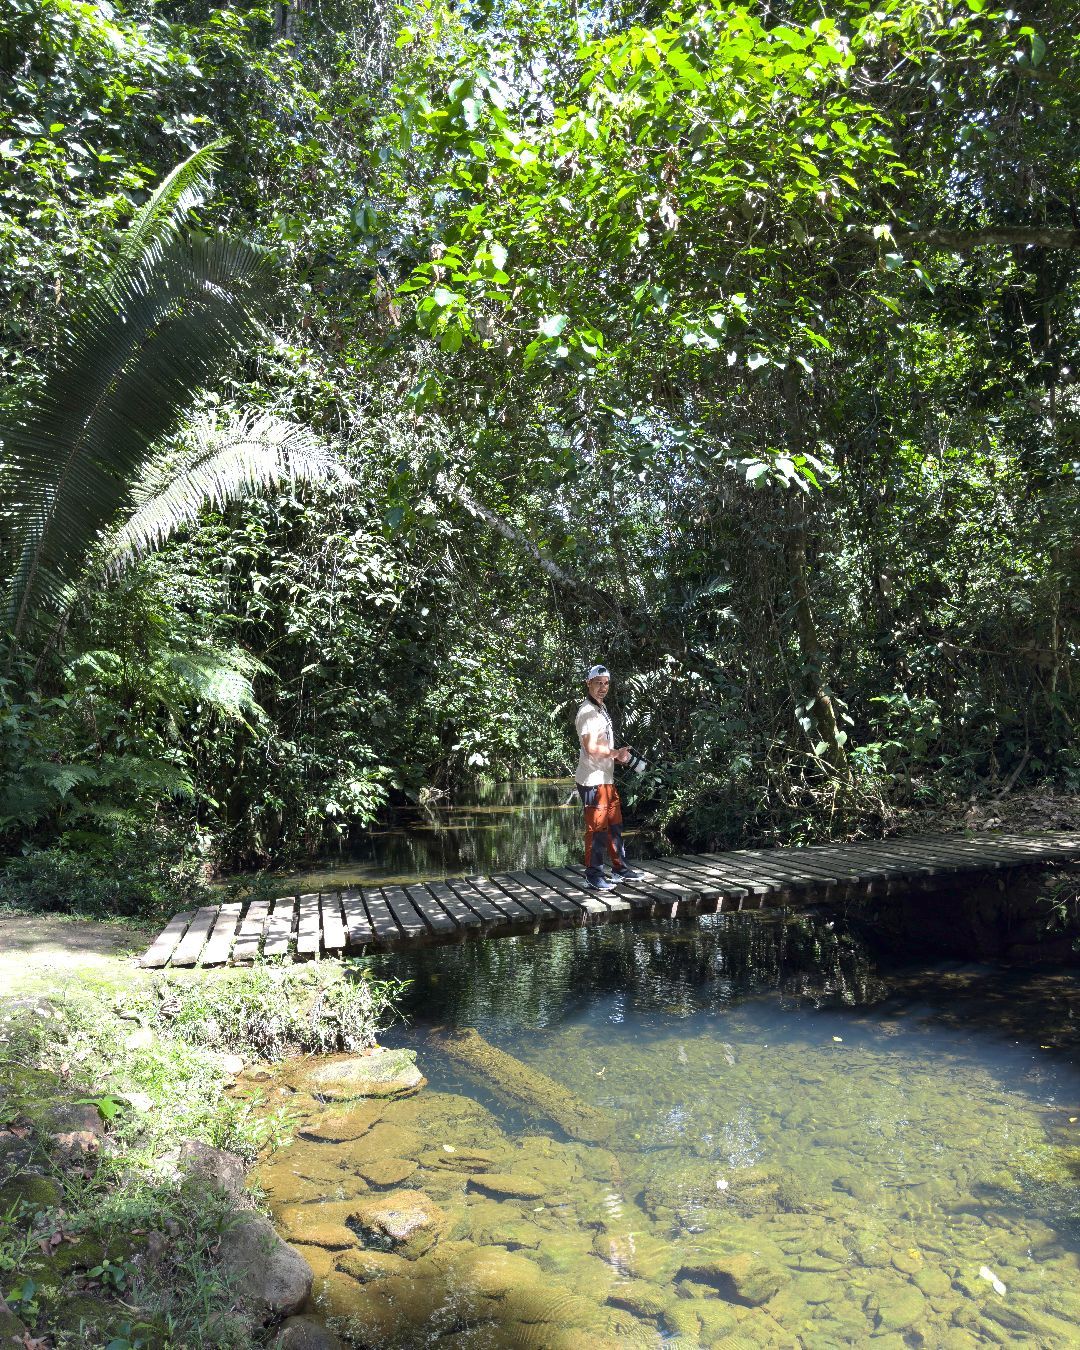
<box><xmin>140</xmin><ymin>831</ymin><xmax>1080</xmax><ymax>969</ymax></box>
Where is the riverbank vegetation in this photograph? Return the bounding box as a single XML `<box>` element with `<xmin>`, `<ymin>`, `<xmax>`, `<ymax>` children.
<box><xmin>1</xmin><ymin>0</ymin><xmax>1077</xmax><ymax>914</ymax></box>
<box><xmin>0</xmin><ymin>956</ymin><xmax>404</xmax><ymax>1344</ymax></box>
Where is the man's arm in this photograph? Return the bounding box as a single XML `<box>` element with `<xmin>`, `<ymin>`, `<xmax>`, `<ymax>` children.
<box><xmin>580</xmin><ymin>728</ymin><xmax>630</xmax><ymax>763</ymax></box>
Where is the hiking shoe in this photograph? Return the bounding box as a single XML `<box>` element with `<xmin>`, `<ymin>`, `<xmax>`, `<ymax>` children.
<box><xmin>612</xmin><ymin>867</ymin><xmax>646</xmax><ymax>882</ymax></box>
<box><xmin>584</xmin><ymin>875</ymin><xmax>615</xmax><ymax>891</ymax></box>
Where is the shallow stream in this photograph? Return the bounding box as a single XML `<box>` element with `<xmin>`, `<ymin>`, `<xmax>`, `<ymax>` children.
<box><xmin>253</xmin><ymin>907</ymin><xmax>1080</xmax><ymax>1348</ymax></box>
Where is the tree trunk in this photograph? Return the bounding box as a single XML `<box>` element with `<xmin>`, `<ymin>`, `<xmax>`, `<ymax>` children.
<box><xmin>782</xmin><ymin>367</ymin><xmax>849</xmax><ymax>776</ymax></box>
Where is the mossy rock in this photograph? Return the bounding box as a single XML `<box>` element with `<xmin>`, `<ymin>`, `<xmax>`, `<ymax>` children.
<box><xmin>0</xmin><ymin>1172</ymin><xmax>61</xmax><ymax>1212</ymax></box>
<box><xmin>468</xmin><ymin>1172</ymin><xmax>547</xmax><ymax>1201</ymax></box>
<box><xmin>292</xmin><ymin>1049</ymin><xmax>426</xmax><ymax>1101</ymax></box>
<box><xmin>0</xmin><ymin>1303</ymin><xmax>29</xmax><ymax>1343</ymax></box>
<box><xmin>42</xmin><ymin>1292</ymin><xmax>116</xmax><ymax>1338</ymax></box>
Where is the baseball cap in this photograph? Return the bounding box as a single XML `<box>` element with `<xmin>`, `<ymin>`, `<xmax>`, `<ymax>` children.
<box><xmin>586</xmin><ymin>664</ymin><xmax>610</xmax><ymax>681</ymax></box>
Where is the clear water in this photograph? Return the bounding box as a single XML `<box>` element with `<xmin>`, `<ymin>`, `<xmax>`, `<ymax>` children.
<box><xmin>254</xmin><ymin>912</ymin><xmax>1080</xmax><ymax>1348</ymax></box>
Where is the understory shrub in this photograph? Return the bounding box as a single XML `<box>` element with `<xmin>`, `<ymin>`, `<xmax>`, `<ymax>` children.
<box><xmin>149</xmin><ymin>961</ymin><xmax>408</xmax><ymax>1059</ymax></box>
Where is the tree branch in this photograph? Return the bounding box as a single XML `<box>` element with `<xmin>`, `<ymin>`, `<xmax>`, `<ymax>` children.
<box><xmin>887</xmin><ymin>227</ymin><xmax>1080</xmax><ymax>252</ymax></box>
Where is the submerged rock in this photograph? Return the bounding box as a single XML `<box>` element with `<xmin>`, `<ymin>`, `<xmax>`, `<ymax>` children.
<box><xmin>291</xmin><ymin>1049</ymin><xmax>426</xmax><ymax>1101</ymax></box>
<box><xmin>678</xmin><ymin>1249</ymin><xmax>786</xmax><ymax>1306</ymax></box>
<box><xmin>352</xmin><ymin>1189</ymin><xmax>448</xmax><ymax>1257</ymax></box>
<box><xmin>358</xmin><ymin>1155</ymin><xmax>418</xmax><ymax>1186</ymax></box>
<box><xmin>468</xmin><ymin>1172</ymin><xmax>547</xmax><ymax>1200</ymax></box>
<box><xmin>336</xmin><ymin>1248</ymin><xmax>412</xmax><ymax>1283</ymax></box>
<box><xmin>300</xmin><ymin>1101</ymin><xmax>385</xmax><ymax>1141</ymax></box>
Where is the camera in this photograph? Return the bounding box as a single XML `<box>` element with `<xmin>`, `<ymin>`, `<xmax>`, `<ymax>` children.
<box><xmin>621</xmin><ymin>746</ymin><xmax>649</xmax><ymax>775</ymax></box>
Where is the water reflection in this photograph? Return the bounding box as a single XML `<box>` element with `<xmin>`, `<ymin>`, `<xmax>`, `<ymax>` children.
<box><xmin>265</xmin><ymin>779</ymin><xmax>643</xmax><ymax>891</ymax></box>
<box><xmin>374</xmin><ymin>911</ymin><xmax>889</xmax><ymax>1035</ymax></box>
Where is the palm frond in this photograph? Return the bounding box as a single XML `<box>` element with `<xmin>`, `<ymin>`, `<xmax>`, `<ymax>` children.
<box><xmin>113</xmin><ymin>138</ymin><xmax>230</xmax><ymax>277</ymax></box>
<box><xmin>102</xmin><ymin>410</ymin><xmax>350</xmax><ymax>566</ymax></box>
<box><xmin>1</xmin><ymin>234</ymin><xmax>272</xmax><ymax>643</ymax></box>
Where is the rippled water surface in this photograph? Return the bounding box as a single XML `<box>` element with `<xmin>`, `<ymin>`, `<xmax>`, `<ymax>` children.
<box><xmin>255</xmin><ymin>912</ymin><xmax>1080</xmax><ymax>1348</ymax></box>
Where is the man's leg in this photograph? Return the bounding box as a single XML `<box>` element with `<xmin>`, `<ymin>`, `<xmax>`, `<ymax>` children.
<box><xmin>603</xmin><ymin>786</ymin><xmax>628</xmax><ymax>873</ymax></box>
<box><xmin>579</xmin><ymin>784</ymin><xmax>612</xmax><ymax>886</ymax></box>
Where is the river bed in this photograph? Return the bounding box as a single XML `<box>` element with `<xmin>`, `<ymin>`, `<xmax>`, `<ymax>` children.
<box><xmin>252</xmin><ymin>908</ymin><xmax>1080</xmax><ymax>1348</ymax></box>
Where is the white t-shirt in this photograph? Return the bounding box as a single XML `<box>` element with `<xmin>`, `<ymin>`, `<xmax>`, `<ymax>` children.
<box><xmin>575</xmin><ymin>698</ymin><xmax>615</xmax><ymax>786</ymax></box>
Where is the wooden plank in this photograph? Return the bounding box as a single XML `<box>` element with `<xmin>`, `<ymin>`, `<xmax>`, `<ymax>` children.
<box><xmin>486</xmin><ymin>874</ymin><xmax>562</xmax><ymax>922</ymax></box>
<box><xmin>915</xmin><ymin>833</ymin><xmax>1060</xmax><ymax>868</ymax></box>
<box><xmin>320</xmin><ymin>893</ymin><xmax>348</xmax><ymax>952</ymax></box>
<box><xmin>663</xmin><ymin>855</ymin><xmax>756</xmax><ymax>899</ymax></box>
<box><xmin>552</xmin><ymin>862</ymin><xmax>692</xmax><ymax>905</ymax></box>
<box><xmin>230</xmin><ymin>899</ymin><xmax>270</xmax><ymax>963</ymax></box>
<box><xmin>630</xmin><ymin>857</ymin><xmax>723</xmax><ymax>905</ymax></box>
<box><xmin>642</xmin><ymin>858</ymin><xmax>745</xmax><ymax>901</ymax></box>
<box><xmin>721</xmin><ymin>850</ymin><xmax>834</xmax><ymax>893</ymax></box>
<box><xmin>296</xmin><ymin>892</ymin><xmax>322</xmax><ymax>957</ymax></box>
<box><xmin>490</xmin><ymin>873</ymin><xmax>574</xmax><ymax>922</ymax></box>
<box><xmin>529</xmin><ymin>868</ymin><xmax>633</xmax><ymax>915</ymax></box>
<box><xmin>504</xmin><ymin>870</ymin><xmax>588</xmax><ymax>919</ymax></box>
<box><xmin>688</xmin><ymin>851</ymin><xmax>836</xmax><ymax>901</ymax></box>
<box><xmin>404</xmin><ymin>884</ymin><xmax>459</xmax><ymax>936</ymax></box>
<box><xmin>461</xmin><ymin>875</ymin><xmax>536</xmax><ymax>925</ymax></box>
<box><xmin>523</xmin><ymin>868</ymin><xmax>620</xmax><ymax>919</ymax></box>
<box><xmin>380</xmin><ymin>886</ymin><xmax>430</xmax><ymax>941</ymax></box>
<box><xmin>140</xmin><ymin>910</ymin><xmax>195</xmax><ymax>969</ymax></box>
<box><xmin>200</xmin><ymin>901</ymin><xmax>244</xmax><ymax>966</ymax></box>
<box><xmin>752</xmin><ymin>845</ymin><xmax>889</xmax><ymax>884</ymax></box>
<box><xmin>340</xmin><ymin>888</ymin><xmax>374</xmax><ymax>948</ymax></box>
<box><xmin>423</xmin><ymin>880</ymin><xmax>484</xmax><ymax>930</ymax></box>
<box><xmin>796</xmin><ymin>842</ymin><xmax>930</xmax><ymax>882</ymax></box>
<box><xmin>170</xmin><ymin>905</ymin><xmax>220</xmax><ymax>968</ymax></box>
<box><xmin>361</xmin><ymin>888</ymin><xmax>402</xmax><ymax>946</ymax></box>
<box><xmin>884</xmin><ymin>836</ymin><xmax>1011</xmax><ymax>873</ymax></box>
<box><xmin>263</xmin><ymin>896</ymin><xmax>297</xmax><ymax>957</ymax></box>
<box><xmin>835</xmin><ymin>841</ymin><xmax>952</xmax><ymax>880</ymax></box>
<box><xmin>444</xmin><ymin>877</ymin><xmax>515</xmax><ymax>929</ymax></box>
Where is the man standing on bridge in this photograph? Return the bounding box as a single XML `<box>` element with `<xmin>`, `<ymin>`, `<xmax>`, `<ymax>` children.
<box><xmin>575</xmin><ymin>664</ymin><xmax>646</xmax><ymax>891</ymax></box>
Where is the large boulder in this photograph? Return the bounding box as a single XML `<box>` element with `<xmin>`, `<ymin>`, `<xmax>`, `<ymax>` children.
<box><xmin>217</xmin><ymin>1213</ymin><xmax>313</xmax><ymax>1319</ymax></box>
<box><xmin>273</xmin><ymin>1314</ymin><xmax>346</xmax><ymax>1349</ymax></box>
<box><xmin>291</xmin><ymin>1049</ymin><xmax>426</xmax><ymax>1101</ymax></box>
<box><xmin>179</xmin><ymin>1140</ymin><xmax>248</xmax><ymax>1202</ymax></box>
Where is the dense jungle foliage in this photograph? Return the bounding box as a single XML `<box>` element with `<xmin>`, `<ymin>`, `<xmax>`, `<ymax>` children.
<box><xmin>1</xmin><ymin>0</ymin><xmax>1077</xmax><ymax>910</ymax></box>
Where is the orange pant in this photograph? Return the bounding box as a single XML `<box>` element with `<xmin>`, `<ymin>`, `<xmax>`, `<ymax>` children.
<box><xmin>577</xmin><ymin>782</ymin><xmax>628</xmax><ymax>881</ymax></box>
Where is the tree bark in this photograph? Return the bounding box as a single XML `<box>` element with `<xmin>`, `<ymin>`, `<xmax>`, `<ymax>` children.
<box><xmin>781</xmin><ymin>367</ymin><xmax>849</xmax><ymax>776</ymax></box>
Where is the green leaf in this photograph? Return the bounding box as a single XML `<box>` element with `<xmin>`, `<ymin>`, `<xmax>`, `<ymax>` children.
<box><xmin>440</xmin><ymin>324</ymin><xmax>464</xmax><ymax>353</ymax></box>
<box><xmin>539</xmin><ymin>314</ymin><xmax>569</xmax><ymax>337</ymax></box>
